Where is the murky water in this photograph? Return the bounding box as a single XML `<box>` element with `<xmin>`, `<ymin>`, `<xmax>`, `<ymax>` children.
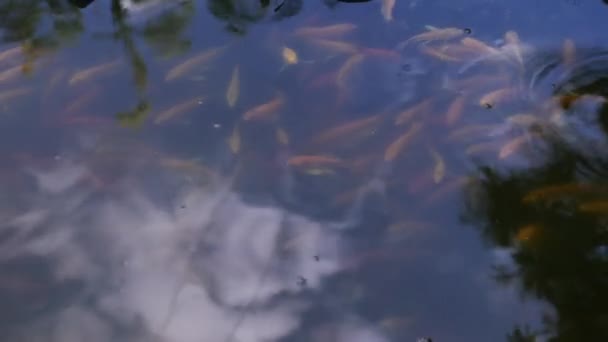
<box><xmin>2</xmin><ymin>0</ymin><xmax>608</xmax><ymax>341</ymax></box>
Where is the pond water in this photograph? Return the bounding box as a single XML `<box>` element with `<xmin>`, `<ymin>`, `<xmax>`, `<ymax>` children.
<box><xmin>2</xmin><ymin>0</ymin><xmax>608</xmax><ymax>341</ymax></box>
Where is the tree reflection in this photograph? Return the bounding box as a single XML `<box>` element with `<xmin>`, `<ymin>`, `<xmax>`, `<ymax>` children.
<box><xmin>463</xmin><ymin>58</ymin><xmax>608</xmax><ymax>340</ymax></box>
<box><xmin>207</xmin><ymin>0</ymin><xmax>302</xmax><ymax>34</ymax></box>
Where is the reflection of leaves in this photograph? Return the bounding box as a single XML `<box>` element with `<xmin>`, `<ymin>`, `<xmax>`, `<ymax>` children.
<box><xmin>0</xmin><ymin>0</ymin><xmax>41</xmax><ymax>42</ymax></box>
<box><xmin>206</xmin><ymin>0</ymin><xmax>270</xmax><ymax>34</ymax></box>
<box><xmin>464</xmin><ymin>133</ymin><xmax>608</xmax><ymax>340</ymax></box>
<box><xmin>506</xmin><ymin>326</ymin><xmax>537</xmax><ymax>342</ymax></box>
<box><xmin>116</xmin><ymin>101</ymin><xmax>150</xmax><ymax>127</ymax></box>
<box><xmin>141</xmin><ymin>2</ymin><xmax>195</xmax><ymax>59</ymax></box>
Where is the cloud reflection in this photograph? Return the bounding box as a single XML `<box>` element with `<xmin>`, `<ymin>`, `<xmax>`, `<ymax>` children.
<box><xmin>1</xmin><ymin>154</ymin><xmax>390</xmax><ymax>342</ymax></box>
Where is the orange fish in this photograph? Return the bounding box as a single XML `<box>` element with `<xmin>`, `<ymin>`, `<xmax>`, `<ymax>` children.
<box><xmin>401</xmin><ymin>27</ymin><xmax>465</xmax><ymax>47</ymax></box>
<box><xmin>337</xmin><ymin>53</ymin><xmax>366</xmax><ymax>90</ymax></box>
<box><xmin>293</xmin><ymin>23</ymin><xmax>357</xmax><ymax>39</ymax></box>
<box><xmin>395</xmin><ymin>99</ymin><xmax>432</xmax><ymax>126</ymax></box>
<box><xmin>243</xmin><ymin>94</ymin><xmax>285</xmax><ymax>121</ymax></box>
<box><xmin>522</xmin><ymin>183</ymin><xmax>600</xmax><ymax>203</ymax></box>
<box><xmin>287</xmin><ymin>155</ymin><xmax>342</xmax><ymax>167</ymax></box>
<box><xmin>447</xmin><ymin>123</ymin><xmax>503</xmax><ymax>141</ymax></box>
<box><xmin>384</xmin><ymin>122</ymin><xmax>423</xmax><ymax>162</ymax></box>
<box><xmin>308</xmin><ymin>39</ymin><xmax>359</xmax><ymax>55</ymax></box>
<box><xmin>579</xmin><ymin>201</ymin><xmax>608</xmax><ymax>214</ymax></box>
<box><xmin>444</xmin><ymin>95</ymin><xmax>466</xmax><ymax>125</ymax></box>
<box><xmin>465</xmin><ymin>141</ymin><xmax>501</xmax><ymax>156</ymax></box>
<box><xmin>460</xmin><ymin>37</ymin><xmax>499</xmax><ymax>55</ymax></box>
<box><xmin>504</xmin><ymin>30</ymin><xmax>524</xmax><ymax>67</ymax></box>
<box><xmin>311</xmin><ymin>114</ymin><xmax>383</xmax><ymax>145</ymax></box>
<box><xmin>420</xmin><ymin>45</ymin><xmax>461</xmax><ymax>62</ymax></box>
<box><xmin>479</xmin><ymin>87</ymin><xmax>520</xmax><ymax>108</ymax></box>
<box><xmin>515</xmin><ymin>224</ymin><xmax>541</xmax><ymax>243</ymax></box>
<box><xmin>498</xmin><ymin>135</ymin><xmax>528</xmax><ymax>159</ymax></box>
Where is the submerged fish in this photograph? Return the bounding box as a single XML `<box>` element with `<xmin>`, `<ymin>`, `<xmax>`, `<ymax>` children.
<box><xmin>311</xmin><ymin>114</ymin><xmax>383</xmax><ymax>146</ymax></box>
<box><xmin>384</xmin><ymin>121</ymin><xmax>423</xmax><ymax>162</ymax></box>
<box><xmin>293</xmin><ymin>23</ymin><xmax>357</xmax><ymax>39</ymax></box>
<box><xmin>399</xmin><ymin>27</ymin><xmax>465</xmax><ymax>48</ymax></box>
<box><xmin>287</xmin><ymin>155</ymin><xmax>342</xmax><ymax>167</ymax></box>
<box><xmin>165</xmin><ymin>46</ymin><xmax>226</xmax><ymax>81</ymax></box>
<box><xmin>395</xmin><ymin>99</ymin><xmax>432</xmax><ymax>126</ymax></box>
<box><xmin>68</xmin><ymin>60</ymin><xmax>121</xmax><ymax>85</ymax></box>
<box><xmin>0</xmin><ymin>65</ymin><xmax>23</xmax><ymax>84</ymax></box>
<box><xmin>154</xmin><ymin>96</ymin><xmax>205</xmax><ymax>124</ymax></box>
<box><xmin>243</xmin><ymin>93</ymin><xmax>285</xmax><ymax>121</ymax></box>
<box><xmin>0</xmin><ymin>87</ymin><xmax>31</xmax><ymax>102</ymax></box>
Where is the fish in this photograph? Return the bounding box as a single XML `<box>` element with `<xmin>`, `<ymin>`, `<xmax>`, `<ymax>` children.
<box><xmin>506</xmin><ymin>113</ymin><xmax>541</xmax><ymax>127</ymax></box>
<box><xmin>504</xmin><ymin>30</ymin><xmax>524</xmax><ymax>67</ymax></box>
<box><xmin>0</xmin><ymin>65</ymin><xmax>22</xmax><ymax>84</ymax></box>
<box><xmin>287</xmin><ymin>155</ymin><xmax>342</xmax><ymax>167</ymax></box>
<box><xmin>399</xmin><ymin>27</ymin><xmax>465</xmax><ymax>48</ymax></box>
<box><xmin>159</xmin><ymin>157</ymin><xmax>215</xmax><ymax>178</ymax></box>
<box><xmin>420</xmin><ymin>45</ymin><xmax>462</xmax><ymax>62</ymax></box>
<box><xmin>243</xmin><ymin>93</ymin><xmax>285</xmax><ymax>121</ymax></box>
<box><xmin>522</xmin><ymin>183</ymin><xmax>600</xmax><ymax>203</ymax></box>
<box><xmin>562</xmin><ymin>38</ymin><xmax>576</xmax><ymax>66</ymax></box>
<box><xmin>437</xmin><ymin>43</ymin><xmax>485</xmax><ymax>59</ymax></box>
<box><xmin>293</xmin><ymin>23</ymin><xmax>357</xmax><ymax>39</ymax></box>
<box><xmin>165</xmin><ymin>46</ymin><xmax>226</xmax><ymax>82</ymax></box>
<box><xmin>423</xmin><ymin>176</ymin><xmax>470</xmax><ymax>205</ymax></box>
<box><xmin>395</xmin><ymin>99</ymin><xmax>432</xmax><ymax>126</ymax></box>
<box><xmin>336</xmin><ymin>53</ymin><xmax>366</xmax><ymax>90</ymax></box>
<box><xmin>579</xmin><ymin>201</ymin><xmax>608</xmax><ymax>214</ymax></box>
<box><xmin>447</xmin><ymin>123</ymin><xmax>504</xmax><ymax>141</ymax></box>
<box><xmin>428</xmin><ymin>146</ymin><xmax>445</xmax><ymax>183</ymax></box>
<box><xmin>154</xmin><ymin>96</ymin><xmax>205</xmax><ymax>124</ymax></box>
<box><xmin>0</xmin><ymin>45</ymin><xmax>22</xmax><ymax>66</ymax></box>
<box><xmin>0</xmin><ymin>86</ymin><xmax>31</xmax><ymax>102</ymax></box>
<box><xmin>498</xmin><ymin>134</ymin><xmax>528</xmax><ymax>159</ymax></box>
<box><xmin>308</xmin><ymin>39</ymin><xmax>359</xmax><ymax>55</ymax></box>
<box><xmin>384</xmin><ymin>121</ymin><xmax>423</xmax><ymax>162</ymax></box>
<box><xmin>226</xmin><ymin>64</ymin><xmax>240</xmax><ymax>108</ymax></box>
<box><xmin>65</xmin><ymin>87</ymin><xmax>101</xmax><ymax>114</ymax></box>
<box><xmin>282</xmin><ymin>46</ymin><xmax>298</xmax><ymax>65</ymax></box>
<box><xmin>515</xmin><ymin>224</ymin><xmax>541</xmax><ymax>243</ymax></box>
<box><xmin>302</xmin><ymin>168</ymin><xmax>336</xmax><ymax>176</ymax></box>
<box><xmin>381</xmin><ymin>0</ymin><xmax>396</xmax><ymax>22</ymax></box>
<box><xmin>228</xmin><ymin>124</ymin><xmax>241</xmax><ymax>154</ymax></box>
<box><xmin>444</xmin><ymin>95</ymin><xmax>466</xmax><ymax>125</ymax></box>
<box><xmin>311</xmin><ymin>114</ymin><xmax>383</xmax><ymax>145</ymax></box>
<box><xmin>68</xmin><ymin>60</ymin><xmax>121</xmax><ymax>85</ymax></box>
<box><xmin>465</xmin><ymin>141</ymin><xmax>501</xmax><ymax>156</ymax></box>
<box><xmin>479</xmin><ymin>87</ymin><xmax>520</xmax><ymax>108</ymax></box>
<box><xmin>460</xmin><ymin>37</ymin><xmax>499</xmax><ymax>55</ymax></box>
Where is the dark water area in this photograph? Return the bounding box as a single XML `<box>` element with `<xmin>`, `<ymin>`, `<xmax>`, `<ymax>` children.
<box><xmin>3</xmin><ymin>0</ymin><xmax>608</xmax><ymax>341</ymax></box>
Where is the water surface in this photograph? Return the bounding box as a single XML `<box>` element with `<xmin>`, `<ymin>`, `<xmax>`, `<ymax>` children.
<box><xmin>2</xmin><ymin>0</ymin><xmax>608</xmax><ymax>341</ymax></box>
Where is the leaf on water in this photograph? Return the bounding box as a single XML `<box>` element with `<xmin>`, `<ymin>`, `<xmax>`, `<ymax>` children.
<box><xmin>226</xmin><ymin>64</ymin><xmax>240</xmax><ymax>108</ymax></box>
<box><xmin>228</xmin><ymin>124</ymin><xmax>241</xmax><ymax>154</ymax></box>
<box><xmin>282</xmin><ymin>46</ymin><xmax>298</xmax><ymax>65</ymax></box>
<box><xmin>428</xmin><ymin>146</ymin><xmax>445</xmax><ymax>183</ymax></box>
